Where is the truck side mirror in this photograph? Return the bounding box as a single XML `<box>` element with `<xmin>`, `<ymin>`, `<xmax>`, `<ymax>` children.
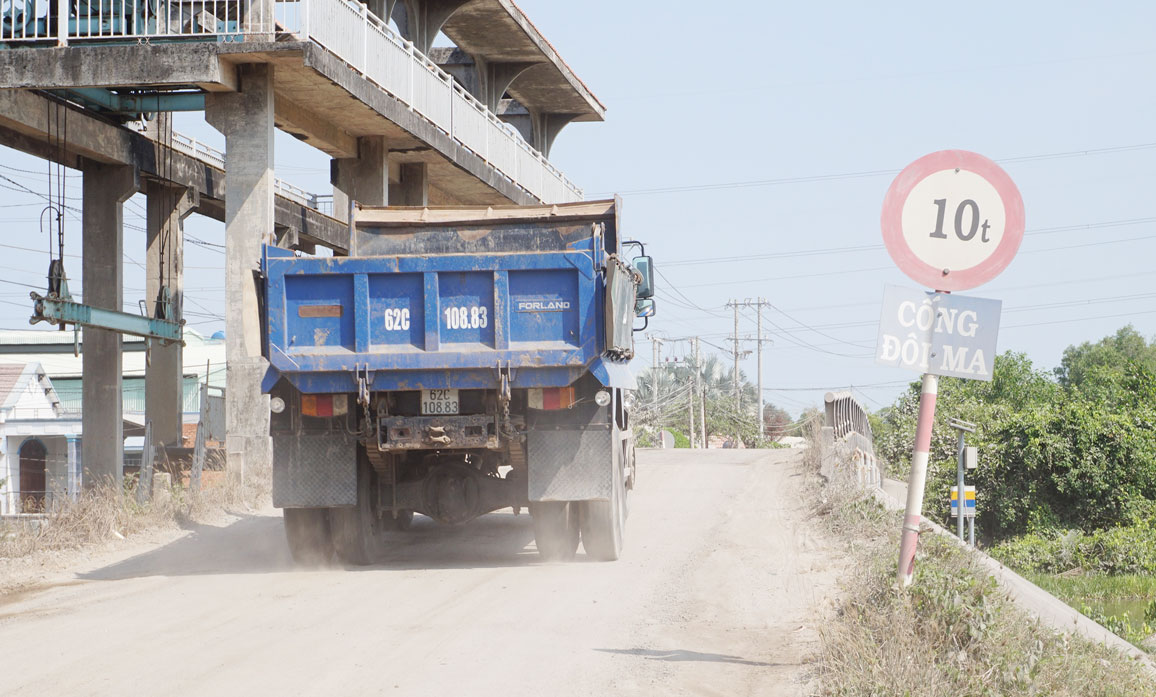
<box><xmin>635</xmin><ymin>298</ymin><xmax>656</xmax><ymax>318</ymax></box>
<box><xmin>631</xmin><ymin>256</ymin><xmax>654</xmax><ymax>299</ymax></box>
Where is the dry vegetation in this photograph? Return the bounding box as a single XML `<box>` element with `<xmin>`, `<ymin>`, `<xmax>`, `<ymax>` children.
<box><xmin>806</xmin><ymin>428</ymin><xmax>1156</xmax><ymax>696</ymax></box>
<box><xmin>0</xmin><ymin>459</ymin><xmax>271</xmax><ymax>592</ymax></box>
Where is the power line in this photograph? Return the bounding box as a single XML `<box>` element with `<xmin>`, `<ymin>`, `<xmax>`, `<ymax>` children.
<box><xmin>664</xmin><ymin>216</ymin><xmax>1156</xmax><ymax>267</ymax></box>
<box><xmin>596</xmin><ymin>141</ymin><xmax>1156</xmax><ymax>197</ymax></box>
<box><xmin>680</xmin><ymin>232</ymin><xmax>1156</xmax><ymax>289</ymax></box>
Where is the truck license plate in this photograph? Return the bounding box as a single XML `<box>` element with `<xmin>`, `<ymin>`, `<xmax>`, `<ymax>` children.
<box><xmin>421</xmin><ymin>389</ymin><xmax>460</xmax><ymax>415</ymax></box>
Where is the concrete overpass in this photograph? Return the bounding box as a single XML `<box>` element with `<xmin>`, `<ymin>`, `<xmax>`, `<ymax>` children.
<box><xmin>0</xmin><ymin>0</ymin><xmax>603</xmax><ymax>487</ymax></box>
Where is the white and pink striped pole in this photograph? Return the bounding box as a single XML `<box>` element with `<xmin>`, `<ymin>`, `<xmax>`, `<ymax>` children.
<box><xmin>897</xmin><ymin>372</ymin><xmax>938</xmax><ymax>587</ymax></box>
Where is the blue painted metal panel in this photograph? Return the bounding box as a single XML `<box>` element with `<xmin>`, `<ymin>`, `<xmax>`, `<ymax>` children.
<box><xmin>368</xmin><ymin>273</ymin><xmax>425</xmax><ymax>349</ymax></box>
<box><xmin>262</xmin><ymin>247</ymin><xmax>610</xmax><ymax>393</ymax></box>
<box><xmin>284</xmin><ymin>274</ymin><xmax>355</xmax><ymax>353</ymax></box>
<box><xmin>438</xmin><ymin>272</ymin><xmax>495</xmax><ymax>346</ymax></box>
<box><xmin>508</xmin><ymin>269</ymin><xmax>580</xmax><ymax>347</ymax></box>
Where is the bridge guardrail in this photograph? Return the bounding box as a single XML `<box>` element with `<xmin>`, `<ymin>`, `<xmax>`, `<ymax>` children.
<box><xmin>822</xmin><ymin>390</ymin><xmax>881</xmax><ymax>489</ymax></box>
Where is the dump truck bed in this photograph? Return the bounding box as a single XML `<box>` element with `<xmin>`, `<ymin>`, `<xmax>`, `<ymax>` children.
<box><xmin>261</xmin><ymin>199</ymin><xmax>631</xmax><ymax>393</ymax></box>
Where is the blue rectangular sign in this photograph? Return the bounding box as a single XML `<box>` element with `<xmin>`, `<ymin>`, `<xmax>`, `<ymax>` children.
<box><xmin>875</xmin><ymin>285</ymin><xmax>1002</xmax><ymax>381</ymax></box>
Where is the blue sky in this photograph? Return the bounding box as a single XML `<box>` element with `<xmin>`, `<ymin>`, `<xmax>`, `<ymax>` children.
<box><xmin>1</xmin><ymin>1</ymin><xmax>1153</xmax><ymax>415</ymax></box>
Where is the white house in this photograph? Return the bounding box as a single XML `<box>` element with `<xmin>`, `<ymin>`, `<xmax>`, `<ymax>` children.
<box><xmin>0</xmin><ymin>362</ymin><xmax>80</xmax><ymax>514</ymax></box>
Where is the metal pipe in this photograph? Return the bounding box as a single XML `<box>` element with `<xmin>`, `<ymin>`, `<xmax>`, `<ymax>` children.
<box><xmin>956</xmin><ymin>429</ymin><xmax>966</xmax><ymax>542</ymax></box>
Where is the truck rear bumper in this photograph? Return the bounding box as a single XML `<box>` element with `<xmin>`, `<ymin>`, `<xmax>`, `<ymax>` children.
<box><xmin>378</xmin><ymin>414</ymin><xmax>500</xmax><ymax>450</ymax></box>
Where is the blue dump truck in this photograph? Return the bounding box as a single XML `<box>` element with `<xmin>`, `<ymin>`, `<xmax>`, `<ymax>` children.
<box><xmin>259</xmin><ymin>199</ymin><xmax>655</xmax><ymax>564</ymax></box>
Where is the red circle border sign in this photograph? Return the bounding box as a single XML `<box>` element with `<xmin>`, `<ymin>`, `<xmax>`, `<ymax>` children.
<box><xmin>880</xmin><ymin>149</ymin><xmax>1025</xmax><ymax>291</ymax></box>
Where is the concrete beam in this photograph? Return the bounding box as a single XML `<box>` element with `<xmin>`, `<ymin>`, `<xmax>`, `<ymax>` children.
<box><xmin>0</xmin><ymin>90</ymin><xmax>347</xmax><ymax>251</ymax></box>
<box><xmin>81</xmin><ymin>163</ymin><xmax>138</xmax><ymax>489</ymax></box>
<box><xmin>0</xmin><ymin>44</ymin><xmax>238</xmax><ymax>91</ymax></box>
<box><xmin>145</xmin><ymin>175</ymin><xmax>197</xmax><ymax>448</ymax></box>
<box><xmin>205</xmin><ymin>64</ymin><xmax>275</xmax><ymax>484</ymax></box>
<box><xmin>275</xmin><ymin>93</ymin><xmax>359</xmax><ymax>159</ymax></box>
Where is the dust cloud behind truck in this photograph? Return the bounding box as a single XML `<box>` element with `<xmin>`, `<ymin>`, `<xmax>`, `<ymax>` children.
<box><xmin>259</xmin><ymin>199</ymin><xmax>655</xmax><ymax>564</ymax></box>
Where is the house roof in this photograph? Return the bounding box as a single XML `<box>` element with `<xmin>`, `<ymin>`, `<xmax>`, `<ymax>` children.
<box><xmin>0</xmin><ymin>361</ymin><xmax>66</xmax><ymax>416</ymax></box>
<box><xmin>0</xmin><ymin>363</ymin><xmax>35</xmax><ymax>410</ymax></box>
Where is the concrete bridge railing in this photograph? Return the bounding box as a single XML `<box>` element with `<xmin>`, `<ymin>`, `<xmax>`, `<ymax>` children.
<box><xmin>821</xmin><ymin>390</ymin><xmax>882</xmax><ymax>489</ymax></box>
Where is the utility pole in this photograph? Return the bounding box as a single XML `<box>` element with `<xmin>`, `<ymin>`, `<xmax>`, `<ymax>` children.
<box><xmin>692</xmin><ymin>337</ymin><xmax>704</xmax><ymax>448</ymax></box>
<box><xmin>756</xmin><ymin>297</ymin><xmax>764</xmax><ymax>443</ymax></box>
<box><xmin>726</xmin><ymin>299</ymin><xmax>770</xmax><ymax>442</ymax></box>
<box><xmin>726</xmin><ymin>301</ymin><xmax>741</xmax><ymax>407</ymax></box>
<box><xmin>648</xmin><ymin>333</ymin><xmax>664</xmax><ymax>412</ymax></box>
<box><xmin>688</xmin><ymin>376</ymin><xmax>695</xmax><ymax>448</ymax></box>
<box><xmin>689</xmin><ymin>337</ymin><xmax>698</xmax><ymax>448</ymax></box>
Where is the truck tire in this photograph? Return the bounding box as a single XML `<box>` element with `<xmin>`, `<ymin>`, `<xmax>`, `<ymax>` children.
<box><xmin>283</xmin><ymin>508</ymin><xmax>333</xmax><ymax>566</ymax></box>
<box><xmin>529</xmin><ymin>501</ymin><xmax>580</xmax><ymax>561</ymax></box>
<box><xmin>580</xmin><ymin>460</ymin><xmax>625</xmax><ymax>561</ymax></box>
<box><xmin>330</xmin><ymin>454</ymin><xmax>381</xmax><ymax>566</ymax></box>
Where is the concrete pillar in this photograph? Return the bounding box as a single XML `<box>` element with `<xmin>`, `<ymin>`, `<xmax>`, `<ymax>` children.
<box><xmin>477</xmin><ymin>59</ymin><xmax>537</xmax><ymax>113</ymax></box>
<box><xmin>331</xmin><ymin>135</ymin><xmax>389</xmax><ymax>222</ymax></box>
<box><xmin>145</xmin><ymin>180</ymin><xmax>196</xmax><ymax>447</ymax></box>
<box><xmin>390</xmin><ymin>162</ymin><xmax>428</xmax><ymax>206</ymax></box>
<box><xmin>398</xmin><ymin>0</ymin><xmax>469</xmax><ymax>54</ymax></box>
<box><xmin>205</xmin><ymin>63</ymin><xmax>275</xmax><ymax>484</ymax></box>
<box><xmin>529</xmin><ymin>111</ymin><xmax>579</xmax><ymax>159</ymax></box>
<box><xmin>66</xmin><ymin>434</ymin><xmax>79</xmax><ymax>499</ymax></box>
<box><xmin>81</xmin><ymin>163</ymin><xmax>137</xmax><ymax>489</ymax></box>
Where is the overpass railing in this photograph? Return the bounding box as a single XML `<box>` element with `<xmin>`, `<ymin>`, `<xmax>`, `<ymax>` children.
<box><xmin>822</xmin><ymin>390</ymin><xmax>880</xmax><ymax>489</ymax></box>
<box><xmin>1</xmin><ymin>0</ymin><xmax>583</xmax><ymax>205</ymax></box>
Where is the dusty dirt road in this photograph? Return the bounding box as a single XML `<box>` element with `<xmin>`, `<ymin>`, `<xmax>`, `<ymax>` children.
<box><xmin>0</xmin><ymin>449</ymin><xmax>841</xmax><ymax>696</ymax></box>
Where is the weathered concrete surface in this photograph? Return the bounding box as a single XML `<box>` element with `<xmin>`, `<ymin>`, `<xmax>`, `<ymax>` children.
<box><xmin>0</xmin><ymin>39</ymin><xmax>558</xmax><ymax>205</ymax></box>
<box><xmin>293</xmin><ymin>42</ymin><xmax>537</xmax><ymax>205</ymax></box>
<box><xmin>433</xmin><ymin>0</ymin><xmax>605</xmax><ymax>120</ymax></box>
<box><xmin>0</xmin><ymin>43</ymin><xmax>237</xmax><ymax>91</ymax></box>
<box><xmin>145</xmin><ymin>178</ymin><xmax>196</xmax><ymax>447</ymax></box>
<box><xmin>81</xmin><ymin>163</ymin><xmax>137</xmax><ymax>488</ymax></box>
<box><xmin>0</xmin><ymin>450</ymin><xmax>842</xmax><ymax>697</ymax></box>
<box><xmin>205</xmin><ymin>65</ymin><xmax>274</xmax><ymax>484</ymax></box>
<box><xmin>392</xmin><ymin>162</ymin><xmax>429</xmax><ymax>206</ymax></box>
<box><xmin>0</xmin><ymin>90</ymin><xmax>347</xmax><ymax>251</ymax></box>
<box><xmin>331</xmin><ymin>136</ymin><xmax>389</xmax><ymax>223</ymax></box>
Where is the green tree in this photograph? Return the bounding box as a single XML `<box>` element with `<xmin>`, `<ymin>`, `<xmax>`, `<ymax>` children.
<box><xmin>874</xmin><ymin>336</ymin><xmax>1156</xmax><ymax>541</ymax></box>
<box><xmin>1055</xmin><ymin>325</ymin><xmax>1156</xmax><ymax>389</ymax></box>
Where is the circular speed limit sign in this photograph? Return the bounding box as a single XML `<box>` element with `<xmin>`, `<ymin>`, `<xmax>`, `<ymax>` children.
<box><xmin>881</xmin><ymin>150</ymin><xmax>1025</xmax><ymax>291</ymax></box>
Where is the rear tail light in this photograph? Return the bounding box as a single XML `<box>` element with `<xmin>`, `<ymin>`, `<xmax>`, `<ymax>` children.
<box><xmin>527</xmin><ymin>387</ymin><xmax>575</xmax><ymax>410</ymax></box>
<box><xmin>301</xmin><ymin>394</ymin><xmax>349</xmax><ymax>418</ymax></box>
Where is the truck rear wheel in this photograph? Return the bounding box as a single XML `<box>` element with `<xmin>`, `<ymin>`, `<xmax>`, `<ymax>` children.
<box><xmin>530</xmin><ymin>501</ymin><xmax>580</xmax><ymax>561</ymax></box>
<box><xmin>284</xmin><ymin>508</ymin><xmax>333</xmax><ymax>566</ymax></box>
<box><xmin>331</xmin><ymin>453</ymin><xmax>381</xmax><ymax>566</ymax></box>
<box><xmin>580</xmin><ymin>462</ymin><xmax>626</xmax><ymax>561</ymax></box>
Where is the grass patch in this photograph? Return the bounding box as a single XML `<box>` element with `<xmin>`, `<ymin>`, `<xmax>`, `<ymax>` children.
<box><xmin>0</xmin><ymin>462</ymin><xmax>271</xmax><ymax>565</ymax></box>
<box><xmin>1026</xmin><ymin>573</ymin><xmax>1156</xmax><ymax>649</ymax></box>
<box><xmin>989</xmin><ymin>522</ymin><xmax>1156</xmax><ymax>576</ymax></box>
<box><xmin>808</xmin><ymin>441</ymin><xmax>1156</xmax><ymax>695</ymax></box>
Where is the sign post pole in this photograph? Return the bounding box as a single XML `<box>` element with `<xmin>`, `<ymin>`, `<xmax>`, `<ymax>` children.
<box><xmin>898</xmin><ymin>373</ymin><xmax>937</xmax><ymax>587</ymax></box>
<box><xmin>881</xmin><ymin>149</ymin><xmax>1024</xmax><ymax>587</ymax></box>
<box><xmin>956</xmin><ymin>429</ymin><xmax>966</xmax><ymax>541</ymax></box>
